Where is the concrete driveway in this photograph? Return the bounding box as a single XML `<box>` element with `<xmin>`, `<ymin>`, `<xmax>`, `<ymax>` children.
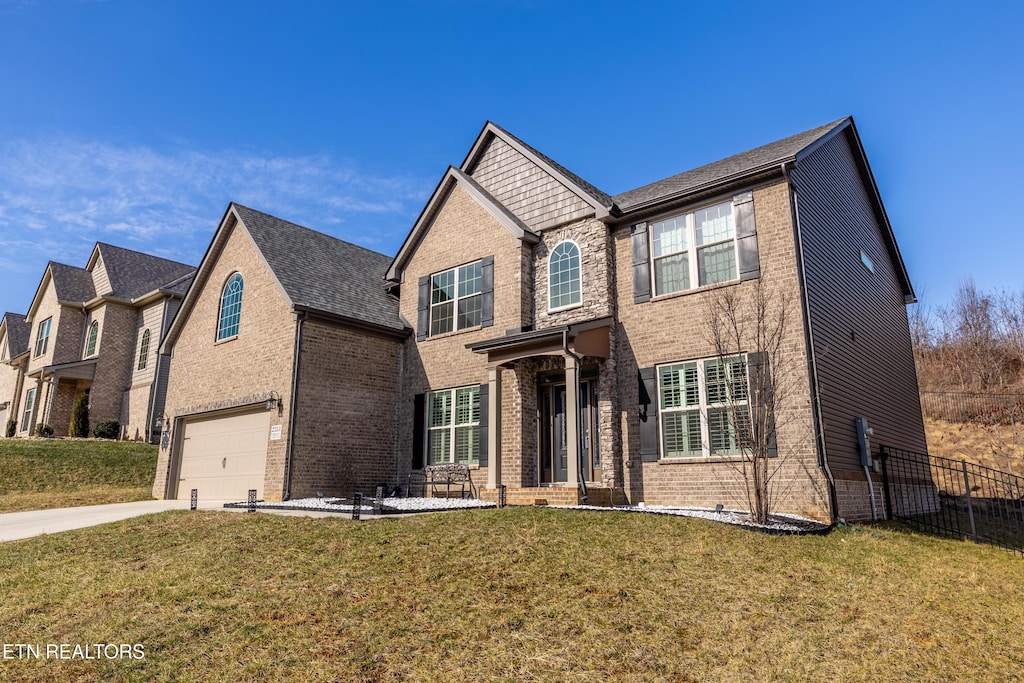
<box><xmin>0</xmin><ymin>499</ymin><xmax>366</xmax><ymax>542</ymax></box>
<box><xmin>0</xmin><ymin>499</ymin><xmax>234</xmax><ymax>542</ymax></box>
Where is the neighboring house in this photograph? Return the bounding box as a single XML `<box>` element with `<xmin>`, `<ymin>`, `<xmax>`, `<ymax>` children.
<box><xmin>151</xmin><ymin>204</ymin><xmax>408</xmax><ymax>502</ymax></box>
<box><xmin>14</xmin><ymin>243</ymin><xmax>195</xmax><ymax>440</ymax></box>
<box><xmin>0</xmin><ymin>312</ymin><xmax>31</xmax><ymax>434</ymax></box>
<box><xmin>383</xmin><ymin>116</ymin><xmax>926</xmax><ymax>522</ymax></box>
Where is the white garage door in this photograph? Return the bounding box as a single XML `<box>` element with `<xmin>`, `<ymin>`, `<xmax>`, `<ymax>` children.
<box><xmin>177</xmin><ymin>410</ymin><xmax>270</xmax><ymax>501</ymax></box>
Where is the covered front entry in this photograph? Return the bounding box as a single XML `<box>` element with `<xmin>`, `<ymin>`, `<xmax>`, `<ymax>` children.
<box><xmin>539</xmin><ymin>377</ymin><xmax>600</xmax><ymax>484</ymax></box>
<box><xmin>467</xmin><ymin>317</ymin><xmax>612</xmax><ymax>501</ymax></box>
<box><xmin>175</xmin><ymin>410</ymin><xmax>269</xmax><ymax>500</ymax></box>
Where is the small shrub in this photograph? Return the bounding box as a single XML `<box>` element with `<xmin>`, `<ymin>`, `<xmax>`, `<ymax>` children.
<box><xmin>35</xmin><ymin>424</ymin><xmax>54</xmax><ymax>438</ymax></box>
<box><xmin>70</xmin><ymin>393</ymin><xmax>90</xmax><ymax>438</ymax></box>
<box><xmin>93</xmin><ymin>420</ymin><xmax>120</xmax><ymax>440</ymax></box>
<box><xmin>5</xmin><ymin>417</ymin><xmax>14</xmax><ymax>438</ymax></box>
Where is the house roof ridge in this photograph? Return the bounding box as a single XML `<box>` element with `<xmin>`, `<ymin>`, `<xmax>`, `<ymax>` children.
<box><xmin>229</xmin><ymin>203</ymin><xmax>392</xmax><ymax>260</ymax></box>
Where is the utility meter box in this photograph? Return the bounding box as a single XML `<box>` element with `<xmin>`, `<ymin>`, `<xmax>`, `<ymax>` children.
<box><xmin>855</xmin><ymin>417</ymin><xmax>874</xmax><ymax>469</ymax></box>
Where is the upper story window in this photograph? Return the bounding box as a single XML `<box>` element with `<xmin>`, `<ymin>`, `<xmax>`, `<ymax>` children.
<box><xmin>85</xmin><ymin>321</ymin><xmax>99</xmax><ymax>357</ymax></box>
<box><xmin>34</xmin><ymin>318</ymin><xmax>52</xmax><ymax>357</ymax></box>
<box><xmin>137</xmin><ymin>329</ymin><xmax>151</xmax><ymax>370</ymax></box>
<box><xmin>548</xmin><ymin>241</ymin><xmax>582</xmax><ymax>310</ymax></box>
<box><xmin>650</xmin><ymin>200</ymin><xmax>737</xmax><ymax>296</ymax></box>
<box><xmin>659</xmin><ymin>355</ymin><xmax>749</xmax><ymax>458</ymax></box>
<box><xmin>217</xmin><ymin>273</ymin><xmax>244</xmax><ymax>341</ymax></box>
<box><xmin>430</xmin><ymin>261</ymin><xmax>481</xmax><ymax>336</ymax></box>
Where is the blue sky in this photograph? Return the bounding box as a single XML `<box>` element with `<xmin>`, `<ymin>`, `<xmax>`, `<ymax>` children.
<box><xmin>0</xmin><ymin>0</ymin><xmax>1021</xmax><ymax>317</ymax></box>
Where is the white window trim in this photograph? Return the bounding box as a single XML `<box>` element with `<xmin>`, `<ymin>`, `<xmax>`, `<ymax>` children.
<box><xmin>425</xmin><ymin>385</ymin><xmax>481</xmax><ymax>465</ymax></box>
<box><xmin>547</xmin><ymin>239</ymin><xmax>583</xmax><ymax>312</ymax></box>
<box><xmin>657</xmin><ymin>354</ymin><xmax>749</xmax><ymax>459</ymax></box>
<box><xmin>84</xmin><ymin>320</ymin><xmax>99</xmax><ymax>358</ymax></box>
<box><xmin>137</xmin><ymin>328</ymin><xmax>151</xmax><ymax>370</ymax></box>
<box><xmin>216</xmin><ymin>272</ymin><xmax>244</xmax><ymax>342</ymax></box>
<box><xmin>650</xmin><ymin>199</ymin><xmax>740</xmax><ymax>297</ymax></box>
<box><xmin>429</xmin><ymin>260</ymin><xmax>482</xmax><ymax>337</ymax></box>
<box><xmin>21</xmin><ymin>388</ymin><xmax>35</xmax><ymax>432</ymax></box>
<box><xmin>34</xmin><ymin>318</ymin><xmax>51</xmax><ymax>358</ymax></box>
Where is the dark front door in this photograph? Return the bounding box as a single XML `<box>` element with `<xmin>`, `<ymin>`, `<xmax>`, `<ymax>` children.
<box><xmin>540</xmin><ymin>380</ymin><xmax>598</xmax><ymax>484</ymax></box>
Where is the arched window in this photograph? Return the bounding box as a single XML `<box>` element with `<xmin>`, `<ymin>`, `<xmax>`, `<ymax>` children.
<box><xmin>137</xmin><ymin>329</ymin><xmax>151</xmax><ymax>370</ymax></box>
<box><xmin>85</xmin><ymin>321</ymin><xmax>99</xmax><ymax>357</ymax></box>
<box><xmin>217</xmin><ymin>273</ymin><xmax>244</xmax><ymax>341</ymax></box>
<box><xmin>548</xmin><ymin>241</ymin><xmax>581</xmax><ymax>310</ymax></box>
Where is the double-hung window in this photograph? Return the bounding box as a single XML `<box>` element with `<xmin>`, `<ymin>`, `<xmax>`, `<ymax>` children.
<box><xmin>427</xmin><ymin>386</ymin><xmax>481</xmax><ymax>465</ymax></box>
<box><xmin>21</xmin><ymin>388</ymin><xmax>35</xmax><ymax>432</ymax></box>
<box><xmin>650</xmin><ymin>200</ymin><xmax>737</xmax><ymax>296</ymax></box>
<box><xmin>659</xmin><ymin>356</ymin><xmax>749</xmax><ymax>458</ymax></box>
<box><xmin>430</xmin><ymin>261</ymin><xmax>482</xmax><ymax>336</ymax></box>
<box><xmin>34</xmin><ymin>318</ymin><xmax>51</xmax><ymax>357</ymax></box>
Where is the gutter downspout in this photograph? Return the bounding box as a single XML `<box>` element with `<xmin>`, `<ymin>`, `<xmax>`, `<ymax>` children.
<box><xmin>783</xmin><ymin>161</ymin><xmax>840</xmax><ymax>525</ymax></box>
<box><xmin>863</xmin><ymin>462</ymin><xmax>878</xmax><ymax>521</ymax></box>
<box><xmin>561</xmin><ymin>329</ymin><xmax>587</xmax><ymax>501</ymax></box>
<box><xmin>283</xmin><ymin>310</ymin><xmax>307</xmax><ymax>501</ymax></box>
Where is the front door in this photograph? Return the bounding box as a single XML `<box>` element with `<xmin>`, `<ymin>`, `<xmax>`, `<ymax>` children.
<box><xmin>540</xmin><ymin>380</ymin><xmax>598</xmax><ymax>484</ymax></box>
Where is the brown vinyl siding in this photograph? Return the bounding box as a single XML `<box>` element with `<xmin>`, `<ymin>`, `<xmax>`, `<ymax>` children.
<box><xmin>468</xmin><ymin>137</ymin><xmax>593</xmax><ymax>231</ymax></box>
<box><xmin>791</xmin><ymin>130</ymin><xmax>926</xmax><ymax>472</ymax></box>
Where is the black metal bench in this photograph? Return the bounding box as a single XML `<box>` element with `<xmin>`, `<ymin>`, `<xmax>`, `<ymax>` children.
<box><xmin>409</xmin><ymin>463</ymin><xmax>472</xmax><ymax>499</ymax></box>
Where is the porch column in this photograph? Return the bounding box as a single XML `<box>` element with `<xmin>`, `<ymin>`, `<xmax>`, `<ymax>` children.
<box><xmin>486</xmin><ymin>365</ymin><xmax>502</xmax><ymax>489</ymax></box>
<box><xmin>565</xmin><ymin>354</ymin><xmax>580</xmax><ymax>489</ymax></box>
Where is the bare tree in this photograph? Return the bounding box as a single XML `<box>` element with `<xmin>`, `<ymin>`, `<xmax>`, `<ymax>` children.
<box><xmin>703</xmin><ymin>275</ymin><xmax>794</xmax><ymax>525</ymax></box>
<box><xmin>938</xmin><ymin>278</ymin><xmax>1003</xmax><ymax>390</ymax></box>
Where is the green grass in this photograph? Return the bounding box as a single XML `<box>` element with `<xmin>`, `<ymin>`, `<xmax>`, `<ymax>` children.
<box><xmin>1</xmin><ymin>508</ymin><xmax>1023</xmax><ymax>681</ymax></box>
<box><xmin>0</xmin><ymin>439</ymin><xmax>157</xmax><ymax>512</ymax></box>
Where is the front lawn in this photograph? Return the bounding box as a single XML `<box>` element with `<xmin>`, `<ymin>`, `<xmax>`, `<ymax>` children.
<box><xmin>0</xmin><ymin>439</ymin><xmax>157</xmax><ymax>512</ymax></box>
<box><xmin>0</xmin><ymin>508</ymin><xmax>1022</xmax><ymax>681</ymax></box>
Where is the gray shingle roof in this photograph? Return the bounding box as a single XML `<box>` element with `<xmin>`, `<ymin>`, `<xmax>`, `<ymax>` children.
<box><xmin>232</xmin><ymin>204</ymin><xmax>405</xmax><ymax>331</ymax></box>
<box><xmin>161</xmin><ymin>272</ymin><xmax>195</xmax><ymax>295</ymax></box>
<box><xmin>48</xmin><ymin>262</ymin><xmax>96</xmax><ymax>303</ymax></box>
<box><xmin>489</xmin><ymin>123</ymin><xmax>616</xmax><ymax>211</ymax></box>
<box><xmin>2</xmin><ymin>312</ymin><xmax>30</xmax><ymax>357</ymax></box>
<box><xmin>96</xmin><ymin>243</ymin><xmax>195</xmax><ymax>300</ymax></box>
<box><xmin>612</xmin><ymin>118</ymin><xmax>849</xmax><ymax>211</ymax></box>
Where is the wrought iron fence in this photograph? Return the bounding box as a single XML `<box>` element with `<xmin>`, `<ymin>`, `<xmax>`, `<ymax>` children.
<box><xmin>920</xmin><ymin>391</ymin><xmax>1024</xmax><ymax>424</ymax></box>
<box><xmin>880</xmin><ymin>446</ymin><xmax>1024</xmax><ymax>555</ymax></box>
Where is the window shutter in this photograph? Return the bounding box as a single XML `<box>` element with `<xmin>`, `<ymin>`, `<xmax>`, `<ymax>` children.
<box><xmin>412</xmin><ymin>393</ymin><xmax>425</xmax><ymax>470</ymax></box>
<box><xmin>416</xmin><ymin>276</ymin><xmax>430</xmax><ymax>341</ymax></box>
<box><xmin>638</xmin><ymin>367</ymin><xmax>659</xmax><ymax>462</ymax></box>
<box><xmin>477</xmin><ymin>383</ymin><xmax>489</xmax><ymax>467</ymax></box>
<box><xmin>480</xmin><ymin>255</ymin><xmax>494</xmax><ymax>328</ymax></box>
<box><xmin>631</xmin><ymin>223</ymin><xmax>651</xmax><ymax>303</ymax></box>
<box><xmin>746</xmin><ymin>352</ymin><xmax>777</xmax><ymax>458</ymax></box>
<box><xmin>733</xmin><ymin>192</ymin><xmax>760</xmax><ymax>282</ymax></box>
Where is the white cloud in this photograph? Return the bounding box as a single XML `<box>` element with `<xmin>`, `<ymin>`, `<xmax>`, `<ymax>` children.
<box><xmin>0</xmin><ymin>136</ymin><xmax>430</xmax><ymax>313</ymax></box>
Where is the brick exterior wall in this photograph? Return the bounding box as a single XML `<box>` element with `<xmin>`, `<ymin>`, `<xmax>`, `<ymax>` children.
<box><xmin>396</xmin><ymin>183</ymin><xmax>533</xmax><ymax>490</ymax></box>
<box><xmin>87</xmin><ymin>302</ymin><xmax>137</xmax><ymax>435</ymax></box>
<box><xmin>153</xmin><ymin>220</ymin><xmax>296</xmax><ymax>501</ymax></box>
<box><xmin>613</xmin><ymin>181</ymin><xmax>832</xmax><ymax>522</ymax></box>
<box><xmin>26</xmin><ymin>281</ymin><xmax>86</xmax><ymax>378</ymax></box>
<box><xmin>288</xmin><ymin>320</ymin><xmax>404</xmax><ymax>498</ymax></box>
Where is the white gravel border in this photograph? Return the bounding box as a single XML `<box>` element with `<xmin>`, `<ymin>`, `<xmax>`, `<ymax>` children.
<box><xmin>225</xmin><ymin>496</ymin><xmax>827</xmax><ymax>532</ymax></box>
<box><xmin>224</xmin><ymin>496</ymin><xmax>495</xmax><ymax>514</ymax></box>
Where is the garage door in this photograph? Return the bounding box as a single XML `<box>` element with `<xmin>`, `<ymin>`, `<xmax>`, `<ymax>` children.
<box><xmin>177</xmin><ymin>410</ymin><xmax>270</xmax><ymax>501</ymax></box>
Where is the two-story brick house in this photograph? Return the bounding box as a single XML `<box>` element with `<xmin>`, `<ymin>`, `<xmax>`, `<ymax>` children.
<box><xmin>384</xmin><ymin>117</ymin><xmax>926</xmax><ymax>522</ymax></box>
<box><xmin>11</xmin><ymin>243</ymin><xmax>195</xmax><ymax>440</ymax></box>
<box><xmin>152</xmin><ymin>117</ymin><xmax>925</xmax><ymax>523</ymax></box>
